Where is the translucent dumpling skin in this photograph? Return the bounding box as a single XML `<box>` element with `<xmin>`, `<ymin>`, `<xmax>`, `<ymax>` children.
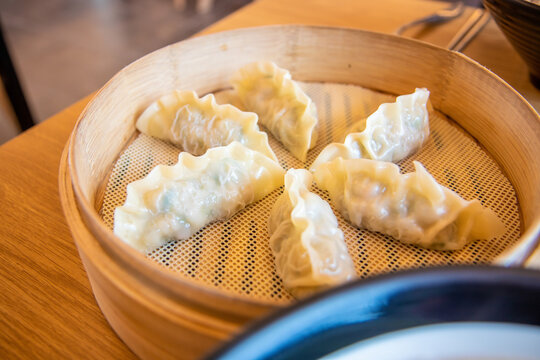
<box><xmin>268</xmin><ymin>169</ymin><xmax>355</xmax><ymax>298</ymax></box>
<box><xmin>314</xmin><ymin>158</ymin><xmax>506</xmax><ymax>250</ymax></box>
<box><xmin>136</xmin><ymin>90</ymin><xmax>278</xmax><ymax>162</ymax></box>
<box><xmin>231</xmin><ymin>61</ymin><xmax>318</xmax><ymax>162</ymax></box>
<box><xmin>311</xmin><ymin>88</ymin><xmax>430</xmax><ymax>170</ymax></box>
<box><xmin>114</xmin><ymin>142</ymin><xmax>285</xmax><ymax>253</ymax></box>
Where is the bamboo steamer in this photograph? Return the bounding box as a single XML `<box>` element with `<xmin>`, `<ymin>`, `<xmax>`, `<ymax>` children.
<box><xmin>59</xmin><ymin>25</ymin><xmax>540</xmax><ymax>359</ymax></box>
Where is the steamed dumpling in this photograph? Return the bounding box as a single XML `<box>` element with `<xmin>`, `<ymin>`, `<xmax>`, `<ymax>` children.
<box><xmin>136</xmin><ymin>90</ymin><xmax>278</xmax><ymax>162</ymax></box>
<box><xmin>314</xmin><ymin>158</ymin><xmax>505</xmax><ymax>250</ymax></box>
<box><xmin>268</xmin><ymin>169</ymin><xmax>355</xmax><ymax>298</ymax></box>
<box><xmin>311</xmin><ymin>88</ymin><xmax>430</xmax><ymax>170</ymax></box>
<box><xmin>231</xmin><ymin>61</ymin><xmax>318</xmax><ymax>162</ymax></box>
<box><xmin>114</xmin><ymin>142</ymin><xmax>285</xmax><ymax>253</ymax></box>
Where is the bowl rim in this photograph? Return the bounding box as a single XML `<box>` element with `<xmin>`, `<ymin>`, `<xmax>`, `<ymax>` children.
<box><xmin>484</xmin><ymin>0</ymin><xmax>540</xmax><ymax>10</ymax></box>
<box><xmin>206</xmin><ymin>265</ymin><xmax>540</xmax><ymax>359</ymax></box>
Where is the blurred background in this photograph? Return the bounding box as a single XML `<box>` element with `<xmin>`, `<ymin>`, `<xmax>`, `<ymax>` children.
<box><xmin>0</xmin><ymin>0</ymin><xmax>251</xmax><ymax>144</ymax></box>
<box><xmin>0</xmin><ymin>0</ymin><xmax>489</xmax><ymax>145</ymax></box>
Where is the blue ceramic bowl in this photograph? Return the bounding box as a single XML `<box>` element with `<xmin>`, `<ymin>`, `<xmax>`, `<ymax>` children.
<box><xmin>483</xmin><ymin>0</ymin><xmax>540</xmax><ymax>87</ymax></box>
<box><xmin>207</xmin><ymin>266</ymin><xmax>540</xmax><ymax>359</ymax></box>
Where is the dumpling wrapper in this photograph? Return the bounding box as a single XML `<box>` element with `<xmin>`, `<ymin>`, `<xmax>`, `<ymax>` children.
<box><xmin>314</xmin><ymin>158</ymin><xmax>506</xmax><ymax>250</ymax></box>
<box><xmin>268</xmin><ymin>169</ymin><xmax>355</xmax><ymax>298</ymax></box>
<box><xmin>311</xmin><ymin>88</ymin><xmax>431</xmax><ymax>170</ymax></box>
<box><xmin>136</xmin><ymin>90</ymin><xmax>278</xmax><ymax>162</ymax></box>
<box><xmin>231</xmin><ymin>61</ymin><xmax>318</xmax><ymax>162</ymax></box>
<box><xmin>114</xmin><ymin>142</ymin><xmax>285</xmax><ymax>253</ymax></box>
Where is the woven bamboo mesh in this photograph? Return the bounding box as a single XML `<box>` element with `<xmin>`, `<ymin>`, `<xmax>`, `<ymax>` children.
<box><xmin>99</xmin><ymin>82</ymin><xmax>520</xmax><ymax>304</ymax></box>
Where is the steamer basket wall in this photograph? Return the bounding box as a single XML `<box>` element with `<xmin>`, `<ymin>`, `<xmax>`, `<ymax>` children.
<box><xmin>59</xmin><ymin>25</ymin><xmax>540</xmax><ymax>359</ymax></box>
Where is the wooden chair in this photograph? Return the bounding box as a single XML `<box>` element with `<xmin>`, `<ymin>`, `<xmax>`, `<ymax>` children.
<box><xmin>0</xmin><ymin>19</ymin><xmax>34</xmax><ymax>132</ymax></box>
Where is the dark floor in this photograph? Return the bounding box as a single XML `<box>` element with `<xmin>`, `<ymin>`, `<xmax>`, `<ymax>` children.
<box><xmin>0</xmin><ymin>0</ymin><xmax>251</xmax><ymax>126</ymax></box>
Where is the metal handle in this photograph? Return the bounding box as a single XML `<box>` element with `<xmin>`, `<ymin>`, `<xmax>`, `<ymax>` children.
<box><xmin>394</xmin><ymin>2</ymin><xmax>465</xmax><ymax>35</ymax></box>
<box><xmin>447</xmin><ymin>8</ymin><xmax>491</xmax><ymax>52</ymax></box>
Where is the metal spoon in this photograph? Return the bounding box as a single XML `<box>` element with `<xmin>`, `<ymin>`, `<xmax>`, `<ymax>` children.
<box><xmin>394</xmin><ymin>1</ymin><xmax>465</xmax><ymax>35</ymax></box>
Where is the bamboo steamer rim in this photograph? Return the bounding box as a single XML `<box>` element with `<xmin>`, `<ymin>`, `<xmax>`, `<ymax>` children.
<box><xmin>63</xmin><ymin>25</ymin><xmax>540</xmax><ymax>313</ymax></box>
<box><xmin>59</xmin><ymin>144</ymin><xmax>244</xmax><ymax>339</ymax></box>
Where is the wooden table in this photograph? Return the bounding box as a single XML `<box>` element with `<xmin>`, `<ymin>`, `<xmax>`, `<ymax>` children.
<box><xmin>1</xmin><ymin>0</ymin><xmax>539</xmax><ymax>358</ymax></box>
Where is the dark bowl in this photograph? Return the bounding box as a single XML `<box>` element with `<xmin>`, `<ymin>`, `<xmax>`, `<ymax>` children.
<box><xmin>483</xmin><ymin>0</ymin><xmax>540</xmax><ymax>87</ymax></box>
<box><xmin>207</xmin><ymin>266</ymin><xmax>540</xmax><ymax>359</ymax></box>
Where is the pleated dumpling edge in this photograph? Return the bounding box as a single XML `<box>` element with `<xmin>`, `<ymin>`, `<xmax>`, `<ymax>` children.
<box><xmin>114</xmin><ymin>141</ymin><xmax>285</xmax><ymax>253</ymax></box>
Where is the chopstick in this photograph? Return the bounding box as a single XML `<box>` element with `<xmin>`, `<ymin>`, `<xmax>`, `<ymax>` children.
<box><xmin>447</xmin><ymin>8</ymin><xmax>491</xmax><ymax>52</ymax></box>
